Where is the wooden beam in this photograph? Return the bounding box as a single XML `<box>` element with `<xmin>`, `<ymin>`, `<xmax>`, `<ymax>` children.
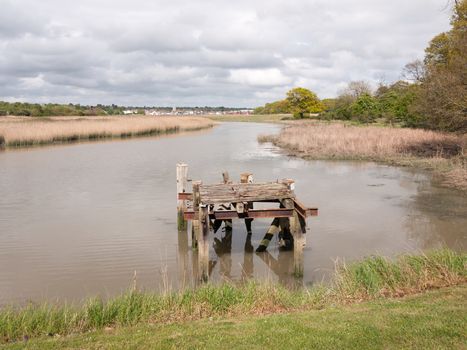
<box><xmin>178</xmin><ymin>192</ymin><xmax>193</xmax><ymax>200</ymax></box>
<box><xmin>184</xmin><ymin>208</ymin><xmax>295</xmax><ymax>220</ymax></box>
<box><xmin>293</xmin><ymin>198</ymin><xmax>318</xmax><ymax>217</ymax></box>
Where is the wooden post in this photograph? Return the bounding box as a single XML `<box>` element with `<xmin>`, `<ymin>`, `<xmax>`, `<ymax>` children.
<box><xmin>198</xmin><ymin>204</ymin><xmax>210</xmax><ymax>281</ymax></box>
<box><xmin>283</xmin><ymin>196</ymin><xmax>305</xmax><ymax>277</ymax></box>
<box><xmin>191</xmin><ymin>180</ymin><xmax>202</xmax><ymax>249</ymax></box>
<box><xmin>176</xmin><ymin>163</ymin><xmax>188</xmax><ymax>231</ymax></box>
<box><xmin>222</xmin><ymin>171</ymin><xmax>230</xmax><ymax>184</ymax></box>
<box><xmin>240</xmin><ymin>172</ymin><xmax>253</xmax><ymax>184</ymax></box>
<box><xmin>240</xmin><ymin>173</ymin><xmax>254</xmax><ymax>235</ymax></box>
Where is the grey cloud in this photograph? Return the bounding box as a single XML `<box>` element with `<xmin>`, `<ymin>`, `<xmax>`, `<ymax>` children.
<box><xmin>0</xmin><ymin>0</ymin><xmax>451</xmax><ymax>106</ymax></box>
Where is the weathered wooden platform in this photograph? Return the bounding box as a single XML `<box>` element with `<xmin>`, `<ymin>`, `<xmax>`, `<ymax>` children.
<box><xmin>176</xmin><ymin>163</ymin><xmax>318</xmax><ymax>281</ymax></box>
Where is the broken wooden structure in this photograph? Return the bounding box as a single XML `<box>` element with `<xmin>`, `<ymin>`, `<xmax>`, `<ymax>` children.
<box><xmin>176</xmin><ymin>163</ymin><xmax>318</xmax><ymax>281</ymax></box>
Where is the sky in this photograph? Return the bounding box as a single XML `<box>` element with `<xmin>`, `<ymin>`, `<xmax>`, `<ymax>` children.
<box><xmin>0</xmin><ymin>0</ymin><xmax>453</xmax><ymax>107</ymax></box>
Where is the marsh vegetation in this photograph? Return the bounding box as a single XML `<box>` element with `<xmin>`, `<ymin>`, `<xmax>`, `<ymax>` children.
<box><xmin>0</xmin><ymin>116</ymin><xmax>213</xmax><ymax>148</ymax></box>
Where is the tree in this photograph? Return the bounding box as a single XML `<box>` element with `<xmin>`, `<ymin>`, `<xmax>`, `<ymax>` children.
<box><xmin>341</xmin><ymin>81</ymin><xmax>373</xmax><ymax>99</ymax></box>
<box><xmin>413</xmin><ymin>0</ymin><xmax>467</xmax><ymax>132</ymax></box>
<box><xmin>402</xmin><ymin>59</ymin><xmax>426</xmax><ymax>83</ymax></box>
<box><xmin>286</xmin><ymin>87</ymin><xmax>324</xmax><ymax>119</ymax></box>
<box><xmin>350</xmin><ymin>93</ymin><xmax>380</xmax><ymax>123</ymax></box>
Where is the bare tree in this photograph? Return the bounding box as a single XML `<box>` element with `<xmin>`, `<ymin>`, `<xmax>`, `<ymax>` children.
<box><xmin>402</xmin><ymin>59</ymin><xmax>426</xmax><ymax>83</ymax></box>
<box><xmin>341</xmin><ymin>81</ymin><xmax>373</xmax><ymax>99</ymax></box>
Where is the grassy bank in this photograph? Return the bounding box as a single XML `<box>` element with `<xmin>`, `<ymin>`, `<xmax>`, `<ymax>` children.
<box><xmin>0</xmin><ymin>116</ymin><xmax>214</xmax><ymax>148</ymax></box>
<box><xmin>1</xmin><ymin>249</ymin><xmax>465</xmax><ymax>345</ymax></box>
<box><xmin>5</xmin><ymin>286</ymin><xmax>466</xmax><ymax>349</ymax></box>
<box><xmin>259</xmin><ymin>122</ymin><xmax>467</xmax><ymax>191</ymax></box>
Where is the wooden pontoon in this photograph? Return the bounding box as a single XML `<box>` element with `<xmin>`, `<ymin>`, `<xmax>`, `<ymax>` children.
<box><xmin>176</xmin><ymin>163</ymin><xmax>318</xmax><ymax>280</ymax></box>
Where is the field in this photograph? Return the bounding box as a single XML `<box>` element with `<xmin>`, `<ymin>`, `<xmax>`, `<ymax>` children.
<box><xmin>259</xmin><ymin>121</ymin><xmax>467</xmax><ymax>191</ymax></box>
<box><xmin>0</xmin><ymin>116</ymin><xmax>214</xmax><ymax>148</ymax></box>
<box><xmin>1</xmin><ymin>249</ymin><xmax>465</xmax><ymax>346</ymax></box>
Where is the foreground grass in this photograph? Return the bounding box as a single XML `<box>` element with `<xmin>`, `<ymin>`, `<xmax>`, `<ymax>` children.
<box><xmin>259</xmin><ymin>122</ymin><xmax>467</xmax><ymax>191</ymax></box>
<box><xmin>4</xmin><ymin>286</ymin><xmax>466</xmax><ymax>349</ymax></box>
<box><xmin>0</xmin><ymin>116</ymin><xmax>213</xmax><ymax>148</ymax></box>
<box><xmin>1</xmin><ymin>249</ymin><xmax>465</xmax><ymax>345</ymax></box>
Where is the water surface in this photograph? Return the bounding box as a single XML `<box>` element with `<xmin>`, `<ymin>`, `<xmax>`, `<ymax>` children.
<box><xmin>0</xmin><ymin>122</ymin><xmax>466</xmax><ymax>304</ymax></box>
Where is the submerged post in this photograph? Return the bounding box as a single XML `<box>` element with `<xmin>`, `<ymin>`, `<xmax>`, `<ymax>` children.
<box><xmin>176</xmin><ymin>163</ymin><xmax>188</xmax><ymax>231</ymax></box>
<box><xmin>191</xmin><ymin>180</ymin><xmax>202</xmax><ymax>249</ymax></box>
<box><xmin>283</xmin><ymin>179</ymin><xmax>305</xmax><ymax>277</ymax></box>
<box><xmin>240</xmin><ymin>172</ymin><xmax>254</xmax><ymax>235</ymax></box>
<box><xmin>198</xmin><ymin>204</ymin><xmax>210</xmax><ymax>281</ymax></box>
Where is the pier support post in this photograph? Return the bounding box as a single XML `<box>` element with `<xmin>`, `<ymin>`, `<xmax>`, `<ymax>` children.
<box><xmin>198</xmin><ymin>204</ymin><xmax>210</xmax><ymax>281</ymax></box>
<box><xmin>282</xmin><ymin>188</ymin><xmax>305</xmax><ymax>277</ymax></box>
<box><xmin>176</xmin><ymin>163</ymin><xmax>188</xmax><ymax>231</ymax></box>
<box><xmin>191</xmin><ymin>181</ymin><xmax>202</xmax><ymax>249</ymax></box>
<box><xmin>290</xmin><ymin>208</ymin><xmax>305</xmax><ymax>277</ymax></box>
<box><xmin>240</xmin><ymin>173</ymin><xmax>254</xmax><ymax>235</ymax></box>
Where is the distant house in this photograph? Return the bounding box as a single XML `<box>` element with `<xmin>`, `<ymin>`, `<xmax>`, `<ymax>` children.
<box><xmin>123</xmin><ymin>110</ymin><xmax>138</xmax><ymax>115</ymax></box>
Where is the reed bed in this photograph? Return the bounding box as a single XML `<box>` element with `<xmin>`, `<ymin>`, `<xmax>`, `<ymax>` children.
<box><xmin>0</xmin><ymin>249</ymin><xmax>465</xmax><ymax>343</ymax></box>
<box><xmin>259</xmin><ymin>122</ymin><xmax>467</xmax><ymax>190</ymax></box>
<box><xmin>0</xmin><ymin>116</ymin><xmax>213</xmax><ymax>148</ymax></box>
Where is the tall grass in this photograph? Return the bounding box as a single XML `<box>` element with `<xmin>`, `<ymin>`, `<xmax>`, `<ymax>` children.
<box><xmin>259</xmin><ymin>122</ymin><xmax>467</xmax><ymax>190</ymax></box>
<box><xmin>0</xmin><ymin>116</ymin><xmax>213</xmax><ymax>148</ymax></box>
<box><xmin>0</xmin><ymin>249</ymin><xmax>465</xmax><ymax>343</ymax></box>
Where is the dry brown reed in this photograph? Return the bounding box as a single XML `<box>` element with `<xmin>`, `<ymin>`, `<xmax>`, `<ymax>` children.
<box><xmin>259</xmin><ymin>122</ymin><xmax>467</xmax><ymax>190</ymax></box>
<box><xmin>0</xmin><ymin>116</ymin><xmax>213</xmax><ymax>147</ymax></box>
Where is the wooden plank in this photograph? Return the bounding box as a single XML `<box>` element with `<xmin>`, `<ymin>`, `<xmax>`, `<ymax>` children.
<box><xmin>178</xmin><ymin>193</ymin><xmax>281</xmax><ymax>203</ymax></box>
<box><xmin>293</xmin><ymin>198</ymin><xmax>318</xmax><ymax>218</ymax></box>
<box><xmin>199</xmin><ymin>182</ymin><xmax>294</xmax><ymax>204</ymax></box>
<box><xmin>178</xmin><ymin>192</ymin><xmax>193</xmax><ymax>200</ymax></box>
<box><xmin>184</xmin><ymin>208</ymin><xmax>294</xmax><ymax>220</ymax></box>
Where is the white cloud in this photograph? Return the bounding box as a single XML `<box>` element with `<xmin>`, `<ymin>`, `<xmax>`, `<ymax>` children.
<box><xmin>0</xmin><ymin>0</ymin><xmax>452</xmax><ymax>106</ymax></box>
<box><xmin>228</xmin><ymin>68</ymin><xmax>291</xmax><ymax>87</ymax></box>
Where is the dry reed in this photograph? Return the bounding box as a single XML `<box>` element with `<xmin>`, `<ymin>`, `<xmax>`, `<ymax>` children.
<box><xmin>0</xmin><ymin>116</ymin><xmax>213</xmax><ymax>147</ymax></box>
<box><xmin>259</xmin><ymin>122</ymin><xmax>467</xmax><ymax>190</ymax></box>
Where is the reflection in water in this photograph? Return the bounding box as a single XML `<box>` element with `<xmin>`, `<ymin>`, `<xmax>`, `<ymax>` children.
<box><xmin>177</xmin><ymin>223</ymin><xmax>303</xmax><ymax>288</ymax></box>
<box><xmin>0</xmin><ymin>122</ymin><xmax>466</xmax><ymax>304</ymax></box>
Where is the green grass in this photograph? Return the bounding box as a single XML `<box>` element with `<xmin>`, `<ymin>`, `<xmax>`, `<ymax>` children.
<box><xmin>4</xmin><ymin>286</ymin><xmax>466</xmax><ymax>349</ymax></box>
<box><xmin>0</xmin><ymin>249</ymin><xmax>465</xmax><ymax>346</ymax></box>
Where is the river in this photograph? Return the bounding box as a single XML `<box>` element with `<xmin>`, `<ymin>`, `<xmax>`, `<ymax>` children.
<box><xmin>0</xmin><ymin>122</ymin><xmax>466</xmax><ymax>304</ymax></box>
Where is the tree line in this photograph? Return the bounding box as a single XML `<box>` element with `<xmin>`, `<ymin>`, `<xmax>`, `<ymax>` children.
<box><xmin>255</xmin><ymin>1</ymin><xmax>466</xmax><ymax>132</ymax></box>
<box><xmin>0</xmin><ymin>102</ymin><xmax>126</xmax><ymax>117</ymax></box>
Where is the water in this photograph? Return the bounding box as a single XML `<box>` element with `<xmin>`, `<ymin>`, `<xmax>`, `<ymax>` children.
<box><xmin>0</xmin><ymin>122</ymin><xmax>466</xmax><ymax>304</ymax></box>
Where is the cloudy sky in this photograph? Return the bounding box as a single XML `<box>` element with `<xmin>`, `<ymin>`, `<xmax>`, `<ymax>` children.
<box><xmin>0</xmin><ymin>0</ymin><xmax>452</xmax><ymax>107</ymax></box>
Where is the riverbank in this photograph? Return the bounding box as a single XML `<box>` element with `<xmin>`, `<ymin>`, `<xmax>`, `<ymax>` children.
<box><xmin>0</xmin><ymin>116</ymin><xmax>214</xmax><ymax>148</ymax></box>
<box><xmin>1</xmin><ymin>249</ymin><xmax>465</xmax><ymax>346</ymax></box>
<box><xmin>259</xmin><ymin>122</ymin><xmax>467</xmax><ymax>191</ymax></box>
<box><xmin>4</xmin><ymin>286</ymin><xmax>465</xmax><ymax>349</ymax></box>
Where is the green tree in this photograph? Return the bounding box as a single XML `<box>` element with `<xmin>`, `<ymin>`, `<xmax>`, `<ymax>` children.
<box><xmin>350</xmin><ymin>93</ymin><xmax>380</xmax><ymax>123</ymax></box>
<box><xmin>286</xmin><ymin>87</ymin><xmax>324</xmax><ymax>119</ymax></box>
<box><xmin>414</xmin><ymin>0</ymin><xmax>467</xmax><ymax>132</ymax></box>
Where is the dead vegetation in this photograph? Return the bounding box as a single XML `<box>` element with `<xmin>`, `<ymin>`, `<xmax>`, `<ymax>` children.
<box><xmin>0</xmin><ymin>116</ymin><xmax>214</xmax><ymax>148</ymax></box>
<box><xmin>259</xmin><ymin>122</ymin><xmax>467</xmax><ymax>190</ymax></box>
